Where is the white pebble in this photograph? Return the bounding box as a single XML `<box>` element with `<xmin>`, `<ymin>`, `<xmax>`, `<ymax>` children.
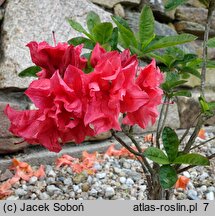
<box><xmin>206</xmin><ymin>192</ymin><xmax>214</xmax><ymax>200</ymax></box>
<box><xmin>139</xmin><ymin>185</ymin><xmax>147</xmax><ymax>192</ymax></box>
<box><xmin>200</xmin><ymin>185</ymin><xmax>207</xmax><ymax>193</ymax></box>
<box><xmin>73</xmin><ymin>185</ymin><xmax>80</xmax><ymax>192</ymax></box>
<box><xmin>48</xmin><ymin>170</ymin><xmax>56</xmax><ymax>178</ymax></box>
<box><xmin>89</xmin><ymin>188</ymin><xmax>98</xmax><ymax>196</ymax></box>
<box><xmin>119</xmin><ymin>177</ymin><xmax>126</xmax><ymax>184</ymax></box>
<box><xmin>6</xmin><ymin>196</ymin><xmax>19</xmax><ymax>200</ymax></box>
<box><xmin>105</xmin><ymin>187</ymin><xmax>115</xmax><ymax>197</ymax></box>
<box><xmin>126</xmin><ymin>178</ymin><xmax>134</xmax><ymax>186</ymax></box>
<box><xmin>46</xmin><ymin>185</ymin><xmax>61</xmax><ymax>194</ymax></box>
<box><xmin>64</xmin><ymin>178</ymin><xmax>72</xmax><ymax>185</ymax></box>
<box><xmin>29</xmin><ymin>176</ymin><xmax>38</xmax><ymax>185</ymax></box>
<box><xmin>208</xmin><ymin>186</ymin><xmax>215</xmax><ymax>192</ymax></box>
<box><xmin>199</xmin><ymin>172</ymin><xmax>209</xmax><ymax>181</ymax></box>
<box><xmin>15</xmin><ymin>188</ymin><xmax>27</xmax><ymax>196</ymax></box>
<box><xmin>39</xmin><ymin>192</ymin><xmax>50</xmax><ymax>200</ymax></box>
<box><xmin>183</xmin><ymin>171</ymin><xmax>190</xmax><ymax>178</ymax></box>
<box><xmin>96</xmin><ymin>173</ymin><xmax>106</xmax><ymax>179</ymax></box>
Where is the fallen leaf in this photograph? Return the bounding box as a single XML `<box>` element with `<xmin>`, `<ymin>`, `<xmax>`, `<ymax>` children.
<box><xmin>33</xmin><ymin>165</ymin><xmax>46</xmax><ymax>178</ymax></box>
<box><xmin>0</xmin><ymin>181</ymin><xmax>13</xmax><ymax>199</ymax></box>
<box><xmin>105</xmin><ymin>144</ymin><xmax>122</xmax><ymax>157</ymax></box>
<box><xmin>198</xmin><ymin>128</ymin><xmax>206</xmax><ymax>140</ymax></box>
<box><xmin>144</xmin><ymin>134</ymin><xmax>154</xmax><ymax>143</ymax></box>
<box><xmin>175</xmin><ymin>176</ymin><xmax>190</xmax><ymax>190</ymax></box>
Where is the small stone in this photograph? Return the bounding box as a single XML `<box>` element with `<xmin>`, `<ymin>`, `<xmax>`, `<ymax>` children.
<box><xmin>29</xmin><ymin>176</ymin><xmax>38</xmax><ymax>185</ymax></box>
<box><xmin>0</xmin><ymin>169</ymin><xmax>13</xmax><ymax>181</ymax></box>
<box><xmin>96</xmin><ymin>173</ymin><xmax>106</xmax><ymax>179</ymax></box>
<box><xmin>200</xmin><ymin>185</ymin><xmax>207</xmax><ymax>193</ymax></box>
<box><xmin>183</xmin><ymin>171</ymin><xmax>190</xmax><ymax>178</ymax></box>
<box><xmin>208</xmin><ymin>186</ymin><xmax>215</xmax><ymax>192</ymax></box>
<box><xmin>119</xmin><ymin>177</ymin><xmax>126</xmax><ymax>184</ymax></box>
<box><xmin>87</xmin><ymin>176</ymin><xmax>93</xmax><ymax>184</ymax></box>
<box><xmin>30</xmin><ymin>193</ymin><xmax>37</xmax><ymax>200</ymax></box>
<box><xmin>39</xmin><ymin>192</ymin><xmax>50</xmax><ymax>200</ymax></box>
<box><xmin>105</xmin><ymin>187</ymin><xmax>115</xmax><ymax>198</ymax></box>
<box><xmin>139</xmin><ymin>185</ymin><xmax>147</xmax><ymax>192</ymax></box>
<box><xmin>45</xmin><ymin>165</ymin><xmax>53</xmax><ymax>174</ymax></box>
<box><xmin>123</xmin><ymin>161</ymin><xmax>131</xmax><ymax>169</ymax></box>
<box><xmin>126</xmin><ymin>178</ymin><xmax>134</xmax><ymax>187</ymax></box>
<box><xmin>47</xmin><ymin>170</ymin><xmax>56</xmax><ymax>178</ymax></box>
<box><xmin>15</xmin><ymin>188</ymin><xmax>27</xmax><ymax>196</ymax></box>
<box><xmin>46</xmin><ymin>185</ymin><xmax>61</xmax><ymax>195</ymax></box>
<box><xmin>113</xmin><ymin>167</ymin><xmax>121</xmax><ymax>174</ymax></box>
<box><xmin>93</xmin><ymin>162</ymin><xmax>102</xmax><ymax>171</ymax></box>
<box><xmin>6</xmin><ymin>196</ymin><xmax>19</xmax><ymax>200</ymax></box>
<box><xmin>190</xmin><ymin>171</ymin><xmax>198</xmax><ymax>179</ymax></box>
<box><xmin>177</xmin><ymin>192</ymin><xmax>187</xmax><ymax>200</ymax></box>
<box><xmin>206</xmin><ymin>191</ymin><xmax>214</xmax><ymax>200</ymax></box>
<box><xmin>69</xmin><ymin>191</ymin><xmax>75</xmax><ymax>198</ymax></box>
<box><xmin>46</xmin><ymin>177</ymin><xmax>55</xmax><ymax>184</ymax></box>
<box><xmin>199</xmin><ymin>172</ymin><xmax>209</xmax><ymax>181</ymax></box>
<box><xmin>89</xmin><ymin>188</ymin><xmax>98</xmax><ymax>196</ymax></box>
<box><xmin>57</xmin><ymin>177</ymin><xmax>65</xmax><ymax>182</ymax></box>
<box><xmin>72</xmin><ymin>173</ymin><xmax>87</xmax><ymax>184</ymax></box>
<box><xmin>114</xmin><ymin>3</ymin><xmax>125</xmax><ymax>18</ymax></box>
<box><xmin>66</xmin><ymin>167</ymin><xmax>73</xmax><ymax>174</ymax></box>
<box><xmin>64</xmin><ymin>178</ymin><xmax>72</xmax><ymax>185</ymax></box>
<box><xmin>82</xmin><ymin>183</ymin><xmax>90</xmax><ymax>192</ymax></box>
<box><xmin>22</xmin><ymin>184</ymin><xmax>28</xmax><ymax>190</ymax></box>
<box><xmin>73</xmin><ymin>185</ymin><xmax>80</xmax><ymax>192</ymax></box>
<box><xmin>187</xmin><ymin>190</ymin><xmax>198</xmax><ymax>200</ymax></box>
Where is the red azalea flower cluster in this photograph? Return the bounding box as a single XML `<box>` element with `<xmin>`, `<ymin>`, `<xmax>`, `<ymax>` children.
<box><xmin>5</xmin><ymin>42</ymin><xmax>163</xmax><ymax>153</ymax></box>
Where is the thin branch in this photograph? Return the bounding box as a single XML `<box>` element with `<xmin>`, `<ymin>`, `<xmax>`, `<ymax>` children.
<box><xmin>179</xmin><ymin>113</ymin><xmax>201</xmax><ymax>144</ymax></box>
<box><xmin>111</xmin><ymin>130</ymin><xmax>142</xmax><ymax>157</ymax></box>
<box><xmin>201</xmin><ymin>0</ymin><xmax>215</xmax><ymax>97</ymax></box>
<box><xmin>183</xmin><ymin>116</ymin><xmax>204</xmax><ymax>153</ymax></box>
<box><xmin>190</xmin><ymin>136</ymin><xmax>215</xmax><ymax>150</ymax></box>
<box><xmin>156</xmin><ymin>96</ymin><xmax>167</xmax><ymax>148</ymax></box>
<box><xmin>123</xmin><ymin>130</ymin><xmax>154</xmax><ymax>175</ymax></box>
<box><xmin>159</xmin><ymin>97</ymin><xmax>170</xmax><ymax>135</ymax></box>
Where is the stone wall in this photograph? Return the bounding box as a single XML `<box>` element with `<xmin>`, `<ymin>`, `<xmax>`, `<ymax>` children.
<box><xmin>0</xmin><ymin>0</ymin><xmax>215</xmax><ymax>153</ymax></box>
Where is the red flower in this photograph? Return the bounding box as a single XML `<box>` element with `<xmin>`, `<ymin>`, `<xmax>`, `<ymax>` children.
<box><xmin>27</xmin><ymin>41</ymin><xmax>87</xmax><ymax>78</ymax></box>
<box><xmin>123</xmin><ymin>59</ymin><xmax>164</xmax><ymax>128</ymax></box>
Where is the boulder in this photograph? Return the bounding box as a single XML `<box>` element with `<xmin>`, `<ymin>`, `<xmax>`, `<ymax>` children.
<box><xmin>90</xmin><ymin>0</ymin><xmax>141</xmax><ymax>9</ymax></box>
<box><xmin>175</xmin><ymin>7</ymin><xmax>215</xmax><ymax>30</ymax></box>
<box><xmin>0</xmin><ymin>0</ymin><xmax>112</xmax><ymax>89</ymax></box>
<box><xmin>174</xmin><ymin>21</ymin><xmax>215</xmax><ymax>38</ymax></box>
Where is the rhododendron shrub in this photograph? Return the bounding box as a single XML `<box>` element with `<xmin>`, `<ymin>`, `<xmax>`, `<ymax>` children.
<box><xmin>5</xmin><ymin>42</ymin><xmax>163</xmax><ymax>153</ymax></box>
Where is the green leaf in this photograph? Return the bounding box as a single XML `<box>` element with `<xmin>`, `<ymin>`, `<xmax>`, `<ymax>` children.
<box><xmin>143</xmin><ymin>147</ymin><xmax>169</xmax><ymax>164</ymax></box>
<box><xmin>68</xmin><ymin>37</ymin><xmax>95</xmax><ymax>49</ymax></box>
<box><xmin>112</xmin><ymin>16</ymin><xmax>138</xmax><ymax>48</ymax></box>
<box><xmin>208</xmin><ymin>101</ymin><xmax>215</xmax><ymax>111</ymax></box>
<box><xmin>173</xmin><ymin>90</ymin><xmax>192</xmax><ymax>97</ymax></box>
<box><xmin>109</xmin><ymin>27</ymin><xmax>118</xmax><ymax>50</ymax></box>
<box><xmin>139</xmin><ymin>5</ymin><xmax>155</xmax><ymax>48</ymax></box>
<box><xmin>144</xmin><ymin>34</ymin><xmax>197</xmax><ymax>53</ymax></box>
<box><xmin>18</xmin><ymin>66</ymin><xmax>41</xmax><ymax>77</ymax></box>
<box><xmin>181</xmin><ymin>66</ymin><xmax>201</xmax><ymax>78</ymax></box>
<box><xmin>173</xmin><ymin>153</ymin><xmax>210</xmax><ymax>165</ymax></box>
<box><xmin>162</xmin><ymin>80</ymin><xmax>187</xmax><ymax>91</ymax></box>
<box><xmin>87</xmin><ymin>11</ymin><xmax>101</xmax><ymax>34</ymax></box>
<box><xmin>165</xmin><ymin>0</ymin><xmax>189</xmax><ymax>11</ymax></box>
<box><xmin>199</xmin><ymin>95</ymin><xmax>210</xmax><ymax>113</ymax></box>
<box><xmin>159</xmin><ymin>165</ymin><xmax>178</xmax><ymax>189</ymax></box>
<box><xmin>67</xmin><ymin>19</ymin><xmax>93</xmax><ymax>40</ymax></box>
<box><xmin>111</xmin><ymin>15</ymin><xmax>131</xmax><ymax>30</ymax></box>
<box><xmin>162</xmin><ymin>127</ymin><xmax>179</xmax><ymax>162</ymax></box>
<box><xmin>92</xmin><ymin>22</ymin><xmax>113</xmax><ymax>44</ymax></box>
<box><xmin>207</xmin><ymin>37</ymin><xmax>215</xmax><ymax>48</ymax></box>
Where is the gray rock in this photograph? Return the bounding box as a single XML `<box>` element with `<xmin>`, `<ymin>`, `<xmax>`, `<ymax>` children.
<box><xmin>183</xmin><ymin>171</ymin><xmax>191</xmax><ymax>179</ymax></box>
<box><xmin>105</xmin><ymin>186</ymin><xmax>115</xmax><ymax>197</ymax></box>
<box><xmin>47</xmin><ymin>170</ymin><xmax>56</xmax><ymax>178</ymax></box>
<box><xmin>199</xmin><ymin>172</ymin><xmax>209</xmax><ymax>181</ymax></box>
<box><xmin>15</xmin><ymin>188</ymin><xmax>27</xmax><ymax>196</ymax></box>
<box><xmin>90</xmin><ymin>0</ymin><xmax>140</xmax><ymax>9</ymax></box>
<box><xmin>64</xmin><ymin>177</ymin><xmax>72</xmax><ymax>185</ymax></box>
<box><xmin>139</xmin><ymin>185</ymin><xmax>147</xmax><ymax>192</ymax></box>
<box><xmin>208</xmin><ymin>186</ymin><xmax>215</xmax><ymax>192</ymax></box>
<box><xmin>89</xmin><ymin>188</ymin><xmax>98</xmax><ymax>196</ymax></box>
<box><xmin>29</xmin><ymin>176</ymin><xmax>38</xmax><ymax>185</ymax></box>
<box><xmin>0</xmin><ymin>0</ymin><xmax>112</xmax><ymax>88</ymax></box>
<box><xmin>46</xmin><ymin>177</ymin><xmax>55</xmax><ymax>184</ymax></box>
<box><xmin>206</xmin><ymin>192</ymin><xmax>214</xmax><ymax>200</ymax></box>
<box><xmin>45</xmin><ymin>165</ymin><xmax>53</xmax><ymax>175</ymax></box>
<box><xmin>46</xmin><ymin>185</ymin><xmax>61</xmax><ymax>195</ymax></box>
<box><xmin>96</xmin><ymin>173</ymin><xmax>107</xmax><ymax>179</ymax></box>
<box><xmin>123</xmin><ymin>161</ymin><xmax>131</xmax><ymax>169</ymax></box>
<box><xmin>39</xmin><ymin>192</ymin><xmax>50</xmax><ymax>200</ymax></box>
<box><xmin>93</xmin><ymin>162</ymin><xmax>102</xmax><ymax>171</ymax></box>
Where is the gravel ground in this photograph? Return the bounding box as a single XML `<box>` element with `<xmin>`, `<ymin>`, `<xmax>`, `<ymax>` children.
<box><xmin>1</xmin><ymin>130</ymin><xmax>215</xmax><ymax>200</ymax></box>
